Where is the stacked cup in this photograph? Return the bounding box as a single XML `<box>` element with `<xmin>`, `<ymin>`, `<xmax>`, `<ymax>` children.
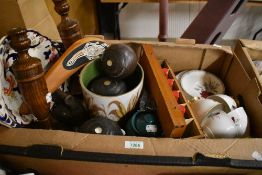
<box><xmin>190</xmin><ymin>94</ymin><xmax>249</xmax><ymax>138</ymax></box>
<box><xmin>176</xmin><ymin>69</ymin><xmax>249</xmax><ymax>138</ymax></box>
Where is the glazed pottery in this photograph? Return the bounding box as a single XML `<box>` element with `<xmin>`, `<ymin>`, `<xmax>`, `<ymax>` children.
<box><xmin>80</xmin><ymin>59</ymin><xmax>144</xmax><ymax>121</ymax></box>
<box><xmin>180</xmin><ymin>70</ymin><xmax>225</xmax><ymax>99</ymax></box>
<box><xmin>201</xmin><ymin>107</ymin><xmax>249</xmax><ymax>138</ymax></box>
<box><xmin>189</xmin><ymin>98</ymin><xmax>223</xmax><ymax>123</ymax></box>
<box><xmin>207</xmin><ymin>94</ymin><xmax>237</xmax><ymax>112</ymax></box>
<box><xmin>201</xmin><ymin>111</ymin><xmax>238</xmax><ymax>138</ymax></box>
<box><xmin>0</xmin><ymin>30</ymin><xmax>64</xmax><ymax>127</ymax></box>
<box><xmin>200</xmin><ymin>109</ymin><xmax>226</xmax><ymax>127</ymax></box>
<box><xmin>175</xmin><ymin>70</ymin><xmax>188</xmax><ymax>83</ymax></box>
<box><xmin>227</xmin><ymin>107</ymin><xmax>248</xmax><ymax>136</ymax></box>
<box><xmin>125</xmin><ymin>110</ymin><xmax>161</xmax><ymax>137</ymax></box>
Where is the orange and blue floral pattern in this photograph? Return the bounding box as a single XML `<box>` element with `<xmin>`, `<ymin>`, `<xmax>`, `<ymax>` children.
<box><xmin>0</xmin><ymin>30</ymin><xmax>64</xmax><ymax>128</ymax></box>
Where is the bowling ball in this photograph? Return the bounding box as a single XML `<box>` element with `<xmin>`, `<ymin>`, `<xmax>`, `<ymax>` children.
<box><xmin>100</xmin><ymin>44</ymin><xmax>138</xmax><ymax>79</ymax></box>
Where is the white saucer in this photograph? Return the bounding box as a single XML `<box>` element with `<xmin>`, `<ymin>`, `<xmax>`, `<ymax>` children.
<box><xmin>175</xmin><ymin>70</ymin><xmax>188</xmax><ymax>83</ymax></box>
<box><xmin>180</xmin><ymin>70</ymin><xmax>225</xmax><ymax>99</ymax></box>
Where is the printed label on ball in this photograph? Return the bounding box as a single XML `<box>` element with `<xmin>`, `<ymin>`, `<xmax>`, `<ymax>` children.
<box><xmin>63</xmin><ymin>41</ymin><xmax>108</xmax><ymax>70</ymax></box>
<box><xmin>124</xmin><ymin>141</ymin><xmax>144</xmax><ymax>149</ymax></box>
<box><xmin>146</xmin><ymin>125</ymin><xmax>157</xmax><ymax>133</ymax></box>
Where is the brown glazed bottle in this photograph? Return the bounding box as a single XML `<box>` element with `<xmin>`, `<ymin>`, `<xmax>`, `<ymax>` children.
<box><xmin>9</xmin><ymin>27</ymin><xmax>52</xmax><ymax>129</ymax></box>
<box><xmin>52</xmin><ymin>0</ymin><xmax>82</xmax><ymax>49</ymax></box>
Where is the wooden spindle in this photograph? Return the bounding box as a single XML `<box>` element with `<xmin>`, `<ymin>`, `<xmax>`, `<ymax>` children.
<box><xmin>9</xmin><ymin>27</ymin><xmax>52</xmax><ymax>129</ymax></box>
<box><xmin>53</xmin><ymin>0</ymin><xmax>82</xmax><ymax>49</ymax></box>
<box><xmin>158</xmin><ymin>0</ymin><xmax>168</xmax><ymax>42</ymax></box>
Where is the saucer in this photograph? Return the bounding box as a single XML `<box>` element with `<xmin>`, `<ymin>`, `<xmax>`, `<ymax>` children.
<box><xmin>0</xmin><ymin>30</ymin><xmax>64</xmax><ymax>127</ymax></box>
<box><xmin>175</xmin><ymin>70</ymin><xmax>188</xmax><ymax>83</ymax></box>
<box><xmin>180</xmin><ymin>70</ymin><xmax>225</xmax><ymax>99</ymax></box>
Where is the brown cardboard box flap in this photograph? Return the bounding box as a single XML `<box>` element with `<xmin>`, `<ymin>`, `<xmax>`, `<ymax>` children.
<box><xmin>0</xmin><ymin>127</ymin><xmax>262</xmax><ymax>161</ymax></box>
<box><xmin>175</xmin><ymin>38</ymin><xmax>196</xmax><ymax>45</ymax></box>
<box><xmin>109</xmin><ymin>40</ymin><xmax>232</xmax><ymax>55</ymax></box>
<box><xmin>0</xmin><ymin>0</ymin><xmax>60</xmax><ymax>40</ymax></box>
<box><xmin>239</xmin><ymin>39</ymin><xmax>262</xmax><ymax>60</ymax></box>
<box><xmin>240</xmin><ymin>39</ymin><xmax>262</xmax><ymax>51</ymax></box>
<box><xmin>0</xmin><ymin>0</ymin><xmax>25</xmax><ymax>37</ymax></box>
<box><xmin>235</xmin><ymin>39</ymin><xmax>262</xmax><ymax>88</ymax></box>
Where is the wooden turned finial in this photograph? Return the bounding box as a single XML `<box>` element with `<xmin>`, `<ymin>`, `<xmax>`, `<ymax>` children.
<box><xmin>9</xmin><ymin>27</ymin><xmax>52</xmax><ymax>129</ymax></box>
<box><xmin>52</xmin><ymin>0</ymin><xmax>82</xmax><ymax>49</ymax></box>
<box><xmin>53</xmin><ymin>0</ymin><xmax>70</xmax><ymax>16</ymax></box>
<box><xmin>8</xmin><ymin>28</ymin><xmax>30</xmax><ymax>53</ymax></box>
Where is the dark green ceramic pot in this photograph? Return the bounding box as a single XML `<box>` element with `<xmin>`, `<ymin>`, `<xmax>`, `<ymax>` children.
<box><xmin>125</xmin><ymin>111</ymin><xmax>162</xmax><ymax>137</ymax></box>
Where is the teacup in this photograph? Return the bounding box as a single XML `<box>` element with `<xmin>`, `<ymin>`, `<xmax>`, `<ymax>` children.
<box><xmin>200</xmin><ymin>109</ymin><xmax>225</xmax><ymax>127</ymax></box>
<box><xmin>207</xmin><ymin>94</ymin><xmax>237</xmax><ymax>112</ymax></box>
<box><xmin>80</xmin><ymin>59</ymin><xmax>144</xmax><ymax>121</ymax></box>
<box><xmin>201</xmin><ymin>111</ymin><xmax>238</xmax><ymax>138</ymax></box>
<box><xmin>227</xmin><ymin>107</ymin><xmax>248</xmax><ymax>136</ymax></box>
<box><xmin>189</xmin><ymin>98</ymin><xmax>223</xmax><ymax>123</ymax></box>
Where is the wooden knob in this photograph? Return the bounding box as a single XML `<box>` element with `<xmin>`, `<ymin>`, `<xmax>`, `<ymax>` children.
<box><xmin>9</xmin><ymin>27</ymin><xmax>30</xmax><ymax>53</ymax></box>
<box><xmin>52</xmin><ymin>0</ymin><xmax>82</xmax><ymax>49</ymax></box>
<box><xmin>52</xmin><ymin>0</ymin><xmax>70</xmax><ymax>16</ymax></box>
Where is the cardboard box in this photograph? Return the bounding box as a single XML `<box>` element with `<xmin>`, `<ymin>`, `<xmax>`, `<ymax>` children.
<box><xmin>0</xmin><ymin>41</ymin><xmax>262</xmax><ymax>174</ymax></box>
<box><xmin>235</xmin><ymin>39</ymin><xmax>262</xmax><ymax>87</ymax></box>
<box><xmin>0</xmin><ymin>0</ymin><xmax>60</xmax><ymax>40</ymax></box>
